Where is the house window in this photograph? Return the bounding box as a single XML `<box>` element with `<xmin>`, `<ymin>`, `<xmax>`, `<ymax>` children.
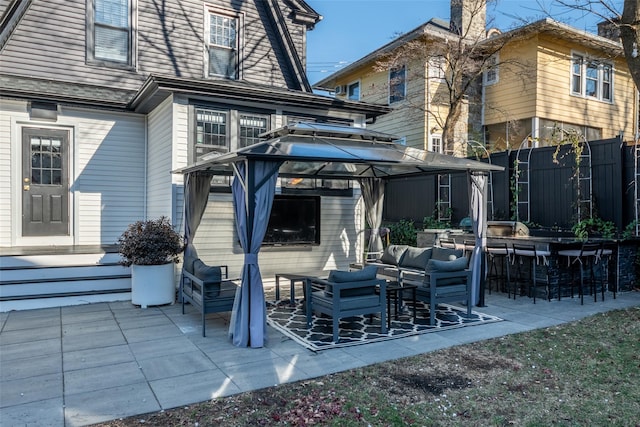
<box><xmin>239</xmin><ymin>114</ymin><xmax>268</xmax><ymax>148</ymax></box>
<box><xmin>428</xmin><ymin>57</ymin><xmax>445</xmax><ymax>80</ymax></box>
<box><xmin>572</xmin><ymin>55</ymin><xmax>583</xmax><ymax>94</ymax></box>
<box><xmin>195</xmin><ymin>108</ymin><xmax>228</xmax><ymax>161</ymax></box>
<box><xmin>88</xmin><ymin>0</ymin><xmax>134</xmax><ymax>67</ymax></box>
<box><xmin>571</xmin><ymin>54</ymin><xmax>613</xmax><ymax>102</ymax></box>
<box><xmin>483</xmin><ymin>54</ymin><xmax>499</xmax><ymax>85</ymax></box>
<box><xmin>389</xmin><ymin>65</ymin><xmax>406</xmax><ymax>103</ymax></box>
<box><xmin>347</xmin><ymin>81</ymin><xmax>360</xmax><ymax>100</ymax></box>
<box><xmin>431</xmin><ymin>135</ymin><xmax>443</xmax><ymax>153</ymax></box>
<box><xmin>206</xmin><ymin>11</ymin><xmax>238</xmax><ymax>79</ymax></box>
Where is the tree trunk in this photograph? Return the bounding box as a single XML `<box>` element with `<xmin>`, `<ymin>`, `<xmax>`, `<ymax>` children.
<box><xmin>621</xmin><ymin>0</ymin><xmax>640</xmax><ymax>91</ymax></box>
<box><xmin>443</xmin><ymin>100</ymin><xmax>463</xmax><ymax>153</ymax></box>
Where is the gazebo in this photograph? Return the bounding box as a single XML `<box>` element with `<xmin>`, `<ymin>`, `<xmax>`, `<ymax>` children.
<box><xmin>177</xmin><ymin>123</ymin><xmax>503</xmax><ymax>348</ymax></box>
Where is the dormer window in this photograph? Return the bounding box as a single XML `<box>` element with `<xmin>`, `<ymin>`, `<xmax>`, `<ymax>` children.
<box><xmin>206</xmin><ymin>10</ymin><xmax>239</xmax><ymax>79</ymax></box>
<box><xmin>87</xmin><ymin>0</ymin><xmax>135</xmax><ymax>68</ymax></box>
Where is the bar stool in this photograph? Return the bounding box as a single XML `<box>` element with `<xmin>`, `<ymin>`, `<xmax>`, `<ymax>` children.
<box><xmin>485</xmin><ymin>242</ymin><xmax>511</xmax><ymax>295</ymax></box>
<box><xmin>512</xmin><ymin>243</ymin><xmax>549</xmax><ymax>303</ymax></box>
<box><xmin>558</xmin><ymin>242</ymin><xmax>600</xmax><ymax>305</ymax></box>
<box><xmin>598</xmin><ymin>242</ymin><xmax>616</xmax><ymax>299</ymax></box>
<box><xmin>463</xmin><ymin>239</ymin><xmax>476</xmax><ymax>258</ymax></box>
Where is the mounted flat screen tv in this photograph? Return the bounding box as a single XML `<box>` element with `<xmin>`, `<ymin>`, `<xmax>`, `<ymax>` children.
<box><xmin>263</xmin><ymin>195</ymin><xmax>321</xmax><ymax>246</ymax></box>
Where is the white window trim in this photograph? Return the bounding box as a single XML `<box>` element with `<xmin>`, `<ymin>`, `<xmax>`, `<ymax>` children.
<box><xmin>204</xmin><ymin>5</ymin><xmax>243</xmax><ymax>79</ymax></box>
<box><xmin>570</xmin><ymin>51</ymin><xmax>614</xmax><ymax>103</ymax></box>
<box><xmin>430</xmin><ymin>134</ymin><xmax>443</xmax><ymax>153</ymax></box>
<box><xmin>483</xmin><ymin>53</ymin><xmax>499</xmax><ymax>86</ymax></box>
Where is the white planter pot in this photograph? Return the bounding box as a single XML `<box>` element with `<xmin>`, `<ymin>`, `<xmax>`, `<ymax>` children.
<box><xmin>131</xmin><ymin>263</ymin><xmax>176</xmax><ymax>308</ymax></box>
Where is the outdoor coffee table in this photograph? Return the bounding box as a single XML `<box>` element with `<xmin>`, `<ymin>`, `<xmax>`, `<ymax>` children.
<box><xmin>274</xmin><ymin>273</ymin><xmax>309</xmax><ymax>306</ymax></box>
<box><xmin>381</xmin><ymin>281</ymin><xmax>417</xmax><ymax>329</ymax></box>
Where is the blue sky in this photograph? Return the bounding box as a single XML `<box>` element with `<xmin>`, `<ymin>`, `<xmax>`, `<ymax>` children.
<box><xmin>305</xmin><ymin>0</ymin><xmax>614</xmax><ymax>85</ymax></box>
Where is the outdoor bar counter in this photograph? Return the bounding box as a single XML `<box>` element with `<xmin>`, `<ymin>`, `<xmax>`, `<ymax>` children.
<box><xmin>425</xmin><ymin>228</ymin><xmax>635</xmax><ymax>299</ymax></box>
<box><xmin>485</xmin><ymin>235</ymin><xmax>634</xmax><ymax>299</ymax></box>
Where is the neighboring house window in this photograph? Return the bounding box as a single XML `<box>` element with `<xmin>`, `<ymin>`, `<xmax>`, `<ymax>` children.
<box><xmin>428</xmin><ymin>57</ymin><xmax>445</xmax><ymax>80</ymax></box>
<box><xmin>483</xmin><ymin>54</ymin><xmax>499</xmax><ymax>85</ymax></box>
<box><xmin>88</xmin><ymin>0</ymin><xmax>134</xmax><ymax>67</ymax></box>
<box><xmin>347</xmin><ymin>81</ymin><xmax>360</xmax><ymax>100</ymax></box>
<box><xmin>195</xmin><ymin>108</ymin><xmax>228</xmax><ymax>161</ymax></box>
<box><xmin>431</xmin><ymin>135</ymin><xmax>443</xmax><ymax>153</ymax></box>
<box><xmin>206</xmin><ymin>11</ymin><xmax>238</xmax><ymax>79</ymax></box>
<box><xmin>571</xmin><ymin>54</ymin><xmax>583</xmax><ymax>94</ymax></box>
<box><xmin>389</xmin><ymin>65</ymin><xmax>406</xmax><ymax>103</ymax></box>
<box><xmin>239</xmin><ymin>114</ymin><xmax>268</xmax><ymax>148</ymax></box>
<box><xmin>571</xmin><ymin>53</ymin><xmax>613</xmax><ymax>102</ymax></box>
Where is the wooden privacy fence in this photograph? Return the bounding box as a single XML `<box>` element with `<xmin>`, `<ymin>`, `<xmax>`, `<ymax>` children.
<box><xmin>383</xmin><ymin>137</ymin><xmax>636</xmax><ymax>231</ymax></box>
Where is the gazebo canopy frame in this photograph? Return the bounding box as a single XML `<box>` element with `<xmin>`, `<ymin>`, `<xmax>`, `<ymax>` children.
<box><xmin>176</xmin><ymin>122</ymin><xmax>503</xmax><ymax>348</ymax></box>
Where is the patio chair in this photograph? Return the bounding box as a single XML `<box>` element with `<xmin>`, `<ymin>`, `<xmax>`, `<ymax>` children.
<box><xmin>181</xmin><ymin>252</ymin><xmax>236</xmax><ymax>337</ymax></box>
<box><xmin>414</xmin><ymin>256</ymin><xmax>472</xmax><ymax>325</ymax></box>
<box><xmin>305</xmin><ymin>266</ymin><xmax>387</xmax><ymax>343</ymax></box>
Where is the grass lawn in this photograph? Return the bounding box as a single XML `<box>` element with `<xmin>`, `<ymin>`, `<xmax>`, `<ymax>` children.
<box><xmin>95</xmin><ymin>306</ymin><xmax>640</xmax><ymax>426</ymax></box>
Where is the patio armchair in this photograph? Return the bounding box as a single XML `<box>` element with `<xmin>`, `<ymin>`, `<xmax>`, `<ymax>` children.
<box><xmin>305</xmin><ymin>266</ymin><xmax>387</xmax><ymax>343</ymax></box>
<box><xmin>414</xmin><ymin>256</ymin><xmax>472</xmax><ymax>325</ymax></box>
<box><xmin>181</xmin><ymin>251</ymin><xmax>236</xmax><ymax>337</ymax></box>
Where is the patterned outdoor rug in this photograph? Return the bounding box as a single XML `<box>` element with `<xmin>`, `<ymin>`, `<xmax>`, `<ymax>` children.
<box><xmin>266</xmin><ymin>299</ymin><xmax>503</xmax><ymax>352</ymax></box>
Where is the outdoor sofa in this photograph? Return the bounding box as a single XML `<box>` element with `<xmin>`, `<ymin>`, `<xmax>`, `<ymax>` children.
<box><xmin>367</xmin><ymin>244</ymin><xmax>472</xmax><ymax>325</ymax></box>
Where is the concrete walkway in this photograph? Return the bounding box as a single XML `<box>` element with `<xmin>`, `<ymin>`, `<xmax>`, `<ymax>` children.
<box><xmin>1</xmin><ymin>286</ymin><xmax>638</xmax><ymax>427</ymax></box>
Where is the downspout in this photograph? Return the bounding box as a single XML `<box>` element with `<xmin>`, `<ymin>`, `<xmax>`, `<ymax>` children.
<box><xmin>426</xmin><ymin>61</ymin><xmax>431</xmax><ymax>151</ymax></box>
<box><xmin>143</xmin><ymin>115</ymin><xmax>148</xmax><ymax>219</ymax></box>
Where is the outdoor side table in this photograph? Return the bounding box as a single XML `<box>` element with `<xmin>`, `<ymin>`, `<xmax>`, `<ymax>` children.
<box><xmin>274</xmin><ymin>273</ymin><xmax>309</xmax><ymax>306</ymax></box>
<box><xmin>381</xmin><ymin>281</ymin><xmax>417</xmax><ymax>329</ymax></box>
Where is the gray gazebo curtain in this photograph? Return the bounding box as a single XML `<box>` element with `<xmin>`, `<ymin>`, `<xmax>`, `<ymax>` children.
<box><xmin>183</xmin><ymin>172</ymin><xmax>213</xmax><ymax>258</ymax></box>
<box><xmin>469</xmin><ymin>172</ymin><xmax>488</xmax><ymax>306</ymax></box>
<box><xmin>359</xmin><ymin>177</ymin><xmax>386</xmax><ymax>259</ymax></box>
<box><xmin>228</xmin><ymin>160</ymin><xmax>281</xmax><ymax>348</ymax></box>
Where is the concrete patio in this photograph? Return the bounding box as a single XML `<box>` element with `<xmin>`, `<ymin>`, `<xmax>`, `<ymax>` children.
<box><xmin>1</xmin><ymin>284</ymin><xmax>638</xmax><ymax>427</ymax></box>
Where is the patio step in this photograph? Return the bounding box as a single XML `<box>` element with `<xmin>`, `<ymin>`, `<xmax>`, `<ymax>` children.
<box><xmin>0</xmin><ymin>250</ymin><xmax>132</xmax><ymax>307</ymax></box>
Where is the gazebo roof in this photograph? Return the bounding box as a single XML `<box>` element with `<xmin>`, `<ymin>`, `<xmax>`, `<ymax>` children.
<box><xmin>177</xmin><ymin>123</ymin><xmax>503</xmax><ymax>179</ymax></box>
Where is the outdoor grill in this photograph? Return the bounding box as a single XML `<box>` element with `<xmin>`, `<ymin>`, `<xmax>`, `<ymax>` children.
<box><xmin>486</xmin><ymin>221</ymin><xmax>529</xmax><ymax>237</ymax></box>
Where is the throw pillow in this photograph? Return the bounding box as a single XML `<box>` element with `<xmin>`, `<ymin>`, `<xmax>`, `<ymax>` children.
<box><xmin>328</xmin><ymin>265</ymin><xmax>378</xmax><ymax>282</ymax></box>
<box><xmin>425</xmin><ymin>256</ymin><xmax>468</xmax><ymax>273</ymax></box>
<box><xmin>399</xmin><ymin>247</ymin><xmax>432</xmax><ymax>269</ymax></box>
<box><xmin>431</xmin><ymin>246</ymin><xmax>464</xmax><ymax>261</ymax></box>
<box><xmin>193</xmin><ymin>259</ymin><xmax>222</xmax><ymax>284</ymax></box>
<box><xmin>380</xmin><ymin>245</ymin><xmax>408</xmax><ymax>265</ymax></box>
<box><xmin>183</xmin><ymin>246</ymin><xmax>200</xmax><ymax>274</ymax></box>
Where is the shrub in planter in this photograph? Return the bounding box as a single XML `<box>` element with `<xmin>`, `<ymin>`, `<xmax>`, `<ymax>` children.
<box><xmin>117</xmin><ymin>217</ymin><xmax>184</xmax><ymax>308</ymax></box>
<box><xmin>117</xmin><ymin>216</ymin><xmax>184</xmax><ymax>266</ymax></box>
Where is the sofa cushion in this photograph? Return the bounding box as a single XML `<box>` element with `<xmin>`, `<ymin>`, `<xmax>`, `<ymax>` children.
<box><xmin>380</xmin><ymin>245</ymin><xmax>408</xmax><ymax>265</ymax></box>
<box><xmin>425</xmin><ymin>256</ymin><xmax>468</xmax><ymax>273</ymax></box>
<box><xmin>193</xmin><ymin>259</ymin><xmax>222</xmax><ymax>284</ymax></box>
<box><xmin>328</xmin><ymin>265</ymin><xmax>378</xmax><ymax>282</ymax></box>
<box><xmin>431</xmin><ymin>247</ymin><xmax>464</xmax><ymax>261</ymax></box>
<box><xmin>399</xmin><ymin>247</ymin><xmax>432</xmax><ymax>270</ymax></box>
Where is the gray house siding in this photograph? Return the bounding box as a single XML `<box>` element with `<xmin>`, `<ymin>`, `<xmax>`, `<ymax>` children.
<box><xmin>73</xmin><ymin>108</ymin><xmax>146</xmax><ymax>244</ymax></box>
<box><xmin>146</xmin><ymin>96</ymin><xmax>175</xmax><ymax>219</ymax></box>
<box><xmin>0</xmin><ymin>0</ymin><xmax>310</xmax><ymax>91</ymax></box>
